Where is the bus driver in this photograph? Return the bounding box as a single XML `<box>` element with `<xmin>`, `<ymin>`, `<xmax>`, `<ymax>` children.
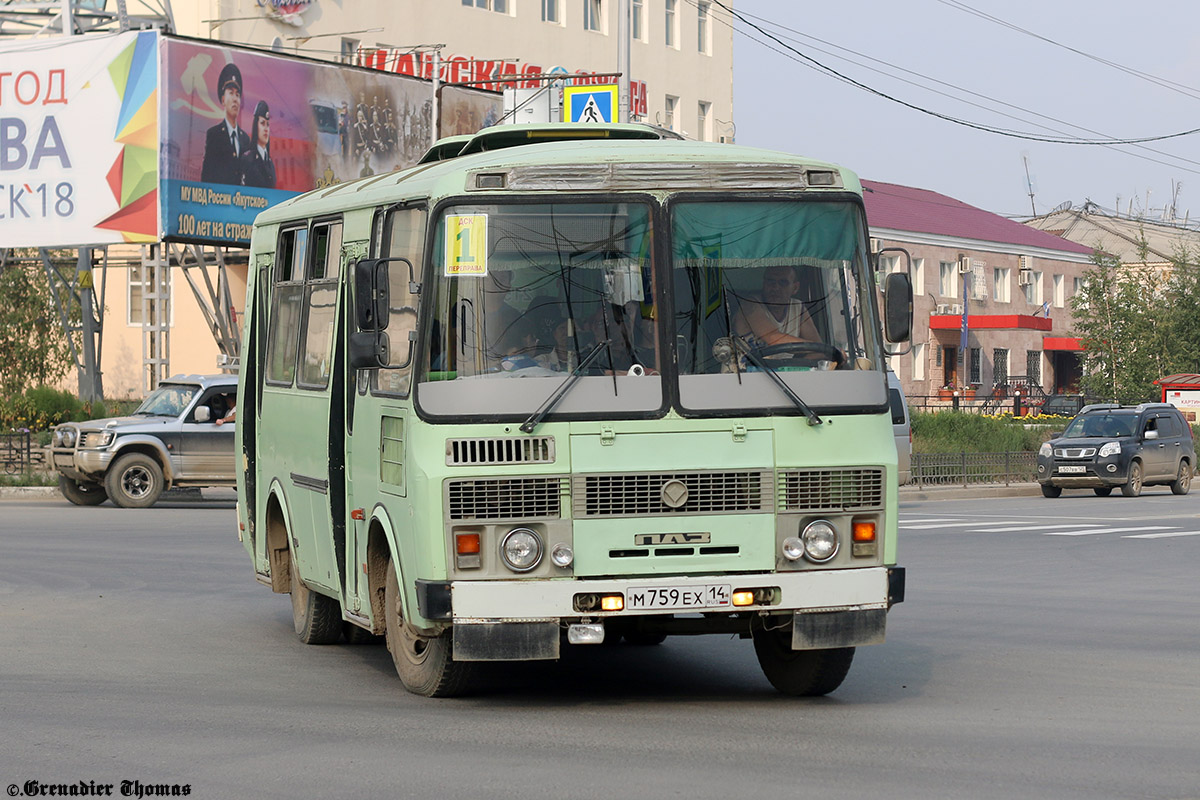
<box><xmin>734</xmin><ymin>264</ymin><xmax>821</xmax><ymax>347</ymax></box>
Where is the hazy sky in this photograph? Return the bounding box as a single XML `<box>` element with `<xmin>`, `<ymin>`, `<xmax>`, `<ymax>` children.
<box><xmin>730</xmin><ymin>0</ymin><xmax>1200</xmax><ymax>220</ymax></box>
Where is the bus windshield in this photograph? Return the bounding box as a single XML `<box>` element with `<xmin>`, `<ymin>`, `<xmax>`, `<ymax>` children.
<box><xmin>418</xmin><ymin>200</ymin><xmax>663</xmax><ymax>420</ymax></box>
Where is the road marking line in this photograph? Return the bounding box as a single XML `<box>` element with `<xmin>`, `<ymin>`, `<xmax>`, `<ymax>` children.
<box><xmin>900</xmin><ymin>521</ymin><xmax>988</xmax><ymax>529</ymax></box>
<box><xmin>971</xmin><ymin>523</ymin><xmax>1106</xmax><ymax>532</ymax></box>
<box><xmin>1043</xmin><ymin>526</ymin><xmax>1176</xmax><ymax>536</ymax></box>
<box><xmin>899</xmin><ymin>518</ymin><xmax>963</xmax><ymax>524</ymax></box>
<box><xmin>1123</xmin><ymin>530</ymin><xmax>1200</xmax><ymax>539</ymax></box>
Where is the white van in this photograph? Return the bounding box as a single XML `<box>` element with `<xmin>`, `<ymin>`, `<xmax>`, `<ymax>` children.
<box><xmin>888</xmin><ymin>370</ymin><xmax>912</xmax><ymax>484</ymax></box>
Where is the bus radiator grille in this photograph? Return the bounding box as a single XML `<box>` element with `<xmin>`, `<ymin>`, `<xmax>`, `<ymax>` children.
<box><xmin>777</xmin><ymin>468</ymin><xmax>886</xmax><ymax>512</ymax></box>
<box><xmin>572</xmin><ymin>470</ymin><xmax>772</xmax><ymax>518</ymax></box>
<box><xmin>446</xmin><ymin>436</ymin><xmax>556</xmax><ymax>466</ymax></box>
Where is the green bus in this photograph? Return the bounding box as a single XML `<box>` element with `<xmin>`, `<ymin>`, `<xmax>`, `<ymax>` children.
<box><xmin>236</xmin><ymin>123</ymin><xmax>913</xmax><ymax>697</ymax></box>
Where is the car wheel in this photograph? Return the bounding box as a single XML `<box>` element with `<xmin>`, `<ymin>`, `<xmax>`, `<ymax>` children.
<box><xmin>1121</xmin><ymin>460</ymin><xmax>1143</xmax><ymax>497</ymax></box>
<box><xmin>1041</xmin><ymin>484</ymin><xmax>1062</xmax><ymax>498</ymax></box>
<box><xmin>289</xmin><ymin>550</ymin><xmax>343</xmax><ymax>645</ymax></box>
<box><xmin>103</xmin><ymin>452</ymin><xmax>164</xmax><ymax>508</ymax></box>
<box><xmin>751</xmin><ymin>623</ymin><xmax>854</xmax><ymax>697</ymax></box>
<box><xmin>384</xmin><ymin>555</ymin><xmax>472</xmax><ymax>697</ymax></box>
<box><xmin>1171</xmin><ymin>461</ymin><xmax>1192</xmax><ymax>495</ymax></box>
<box><xmin>1093</xmin><ymin>487</ymin><xmax>1113</xmax><ymax>497</ymax></box>
<box><xmin>58</xmin><ymin>475</ymin><xmax>109</xmax><ymax>506</ymax></box>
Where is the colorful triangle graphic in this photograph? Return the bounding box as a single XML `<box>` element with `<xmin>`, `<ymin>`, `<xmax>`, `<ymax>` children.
<box><xmin>96</xmin><ymin>188</ymin><xmax>157</xmax><ymax>239</ymax></box>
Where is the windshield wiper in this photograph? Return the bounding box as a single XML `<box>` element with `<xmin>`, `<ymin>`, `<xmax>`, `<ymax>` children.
<box><xmin>740</xmin><ymin>348</ymin><xmax>823</xmax><ymax>426</ymax></box>
<box><xmin>520</xmin><ymin>340</ymin><xmax>611</xmax><ymax>434</ymax></box>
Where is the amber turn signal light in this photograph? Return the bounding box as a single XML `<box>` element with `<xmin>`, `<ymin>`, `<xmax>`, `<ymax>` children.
<box><xmin>852</xmin><ymin>521</ymin><xmax>876</xmax><ymax>542</ymax></box>
<box><xmin>456</xmin><ymin>532</ymin><xmax>481</xmax><ymax>555</ymax></box>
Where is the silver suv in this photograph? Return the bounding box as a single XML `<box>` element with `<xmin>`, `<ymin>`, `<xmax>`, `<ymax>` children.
<box><xmin>49</xmin><ymin>374</ymin><xmax>238</xmax><ymax>508</ymax></box>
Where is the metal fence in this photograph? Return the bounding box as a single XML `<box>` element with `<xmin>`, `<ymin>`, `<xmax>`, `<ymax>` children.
<box><xmin>2</xmin><ymin>430</ymin><xmax>34</xmax><ymax>474</ymax></box>
<box><xmin>911</xmin><ymin>451</ymin><xmax>1037</xmax><ymax>487</ymax></box>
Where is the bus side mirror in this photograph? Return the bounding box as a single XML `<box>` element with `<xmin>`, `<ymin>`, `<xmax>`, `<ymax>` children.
<box><xmin>354</xmin><ymin>258</ymin><xmax>391</xmax><ymax>332</ymax></box>
<box><xmin>883</xmin><ymin>272</ymin><xmax>913</xmax><ymax>343</ymax></box>
<box><xmin>349</xmin><ymin>330</ymin><xmax>390</xmax><ymax>370</ymax></box>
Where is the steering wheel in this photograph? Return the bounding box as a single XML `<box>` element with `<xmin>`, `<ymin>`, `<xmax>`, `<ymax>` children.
<box><xmin>753</xmin><ymin>341</ymin><xmax>845</xmax><ymax>368</ymax></box>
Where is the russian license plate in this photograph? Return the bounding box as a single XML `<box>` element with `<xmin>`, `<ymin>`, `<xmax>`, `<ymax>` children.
<box><xmin>1058</xmin><ymin>465</ymin><xmax>1086</xmax><ymax>473</ymax></box>
<box><xmin>625</xmin><ymin>584</ymin><xmax>731</xmax><ymax>611</ymax></box>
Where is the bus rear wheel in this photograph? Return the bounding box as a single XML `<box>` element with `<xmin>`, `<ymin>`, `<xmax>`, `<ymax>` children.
<box><xmin>384</xmin><ymin>556</ymin><xmax>472</xmax><ymax>697</ymax></box>
<box><xmin>752</xmin><ymin>624</ymin><xmax>855</xmax><ymax>697</ymax></box>
<box><xmin>289</xmin><ymin>553</ymin><xmax>342</xmax><ymax>645</ymax></box>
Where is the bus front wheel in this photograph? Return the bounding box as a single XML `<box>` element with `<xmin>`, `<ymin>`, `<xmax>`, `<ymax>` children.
<box><xmin>289</xmin><ymin>553</ymin><xmax>342</xmax><ymax>645</ymax></box>
<box><xmin>752</xmin><ymin>624</ymin><xmax>855</xmax><ymax>697</ymax></box>
<box><xmin>384</xmin><ymin>557</ymin><xmax>472</xmax><ymax>697</ymax></box>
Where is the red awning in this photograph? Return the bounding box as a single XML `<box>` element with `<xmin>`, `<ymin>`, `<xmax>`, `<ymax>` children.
<box><xmin>1043</xmin><ymin>337</ymin><xmax>1083</xmax><ymax>351</ymax></box>
<box><xmin>929</xmin><ymin>314</ymin><xmax>1052</xmax><ymax>331</ymax></box>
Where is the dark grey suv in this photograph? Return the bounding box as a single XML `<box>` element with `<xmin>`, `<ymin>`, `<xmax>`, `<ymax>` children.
<box><xmin>1036</xmin><ymin>403</ymin><xmax>1195</xmax><ymax>497</ymax></box>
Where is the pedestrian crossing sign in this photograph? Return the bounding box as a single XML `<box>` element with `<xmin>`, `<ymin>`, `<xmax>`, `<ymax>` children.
<box><xmin>563</xmin><ymin>84</ymin><xmax>618</xmax><ymax>123</ymax></box>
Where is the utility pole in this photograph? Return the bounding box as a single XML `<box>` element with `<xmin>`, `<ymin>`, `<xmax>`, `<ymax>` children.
<box><xmin>1022</xmin><ymin>154</ymin><xmax>1037</xmax><ymax>216</ymax></box>
<box><xmin>77</xmin><ymin>248</ymin><xmax>103</xmax><ymax>403</ymax></box>
<box><xmin>617</xmin><ymin>0</ymin><xmax>630</xmax><ymax>123</ymax></box>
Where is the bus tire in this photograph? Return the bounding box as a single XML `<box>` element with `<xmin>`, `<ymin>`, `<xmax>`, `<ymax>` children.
<box><xmin>752</xmin><ymin>625</ymin><xmax>854</xmax><ymax>697</ymax></box>
<box><xmin>58</xmin><ymin>475</ymin><xmax>108</xmax><ymax>506</ymax></box>
<box><xmin>385</xmin><ymin>556</ymin><xmax>472</xmax><ymax>697</ymax></box>
<box><xmin>104</xmin><ymin>452</ymin><xmax>164</xmax><ymax>508</ymax></box>
<box><xmin>289</xmin><ymin>554</ymin><xmax>343</xmax><ymax>645</ymax></box>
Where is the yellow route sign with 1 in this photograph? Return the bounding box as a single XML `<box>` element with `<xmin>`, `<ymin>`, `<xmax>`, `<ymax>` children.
<box><xmin>444</xmin><ymin>214</ymin><xmax>488</xmax><ymax>276</ymax></box>
<box><xmin>563</xmin><ymin>84</ymin><xmax>618</xmax><ymax>124</ymax></box>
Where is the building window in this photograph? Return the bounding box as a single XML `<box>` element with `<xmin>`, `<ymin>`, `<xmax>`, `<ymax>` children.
<box><xmin>912</xmin><ymin>257</ymin><xmax>924</xmax><ymax>296</ymax></box>
<box><xmin>993</xmin><ymin>267</ymin><xmax>1010</xmax><ymax>303</ymax></box>
<box><xmin>1053</xmin><ymin>274</ymin><xmax>1065</xmax><ymax>307</ymax></box>
<box><xmin>697</xmin><ymin>100</ymin><xmax>711</xmax><ymax>141</ymax></box>
<box><xmin>340</xmin><ymin>38</ymin><xmax>359</xmax><ymax>65</ymax></box>
<box><xmin>127</xmin><ymin>265</ymin><xmax>172</xmax><ymax>327</ymax></box>
<box><xmin>1026</xmin><ymin>350</ymin><xmax>1042</xmax><ymax>385</ymax></box>
<box><xmin>583</xmin><ymin>0</ymin><xmax>603</xmax><ymax>31</ymax></box>
<box><xmin>664</xmin><ymin>94</ymin><xmax>677</xmax><ymax>131</ymax></box>
<box><xmin>993</xmin><ymin>348</ymin><xmax>1009</xmax><ymax>386</ymax></box>
<box><xmin>631</xmin><ymin>0</ymin><xmax>643</xmax><ymax>40</ymax></box>
<box><xmin>969</xmin><ymin>347</ymin><xmax>981</xmax><ymax>385</ymax></box>
<box><xmin>465</xmin><ymin>0</ymin><xmax>508</xmax><ymax>12</ymax></box>
<box><xmin>913</xmin><ymin>342</ymin><xmax>926</xmax><ymax>381</ymax></box>
<box><xmin>665</xmin><ymin>0</ymin><xmax>677</xmax><ymax>47</ymax></box>
<box><xmin>697</xmin><ymin>0</ymin><xmax>711</xmax><ymax>53</ymax></box>
<box><xmin>542</xmin><ymin>0</ymin><xmax>560</xmax><ymax>23</ymax></box>
<box><xmin>1023</xmin><ymin>270</ymin><xmax>1043</xmax><ymax>305</ymax></box>
<box><xmin>939</xmin><ymin>261</ymin><xmax>957</xmax><ymax>297</ymax></box>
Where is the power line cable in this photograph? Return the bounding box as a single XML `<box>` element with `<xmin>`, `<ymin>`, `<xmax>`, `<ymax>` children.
<box><xmin>711</xmin><ymin>0</ymin><xmax>1200</xmax><ymax>146</ymax></box>
<box><xmin>936</xmin><ymin>0</ymin><xmax>1200</xmax><ymax>102</ymax></box>
<box><xmin>713</xmin><ymin>3</ymin><xmax>1200</xmax><ymax>175</ymax></box>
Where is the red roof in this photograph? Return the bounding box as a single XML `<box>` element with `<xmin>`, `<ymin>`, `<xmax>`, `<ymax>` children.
<box><xmin>862</xmin><ymin>179</ymin><xmax>1093</xmax><ymax>255</ymax></box>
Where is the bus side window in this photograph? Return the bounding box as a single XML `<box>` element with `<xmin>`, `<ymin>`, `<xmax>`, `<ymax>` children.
<box><xmin>375</xmin><ymin>206</ymin><xmax>427</xmax><ymax>396</ymax></box>
<box><xmin>266</xmin><ymin>226</ymin><xmax>308</xmax><ymax>386</ymax></box>
<box><xmin>298</xmin><ymin>220</ymin><xmax>343</xmax><ymax>389</ymax></box>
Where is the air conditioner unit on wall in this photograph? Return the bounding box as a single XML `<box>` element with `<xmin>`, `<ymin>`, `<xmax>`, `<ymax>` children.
<box><xmin>950</xmin><ymin>303</ymin><xmax>963</xmax><ymax>315</ymax></box>
<box><xmin>1018</xmin><ymin>255</ymin><xmax>1032</xmax><ymax>271</ymax></box>
<box><xmin>1018</xmin><ymin>270</ymin><xmax>1034</xmax><ymax>286</ymax></box>
<box><xmin>870</xmin><ymin>238</ymin><xmax>883</xmax><ymax>253</ymax></box>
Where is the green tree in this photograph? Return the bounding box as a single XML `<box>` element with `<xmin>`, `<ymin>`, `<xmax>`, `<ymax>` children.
<box><xmin>1071</xmin><ymin>243</ymin><xmax>1200</xmax><ymax>403</ymax></box>
<box><xmin>0</xmin><ymin>261</ymin><xmax>73</xmax><ymax>399</ymax></box>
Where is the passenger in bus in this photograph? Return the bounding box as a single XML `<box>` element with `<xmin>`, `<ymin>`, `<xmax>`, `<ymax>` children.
<box><xmin>498</xmin><ymin>318</ymin><xmax>543</xmax><ymax>373</ymax></box>
<box><xmin>734</xmin><ymin>264</ymin><xmax>822</xmax><ymax>347</ymax></box>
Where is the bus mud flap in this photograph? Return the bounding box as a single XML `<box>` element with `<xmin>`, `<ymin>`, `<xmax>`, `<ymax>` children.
<box><xmin>453</xmin><ymin>621</ymin><xmax>560</xmax><ymax>662</ymax></box>
<box><xmin>791</xmin><ymin>608</ymin><xmax>886</xmax><ymax>650</ymax></box>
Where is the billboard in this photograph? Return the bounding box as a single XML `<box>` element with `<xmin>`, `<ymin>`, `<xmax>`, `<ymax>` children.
<box><xmin>0</xmin><ymin>32</ymin><xmax>502</xmax><ymax>249</ymax></box>
<box><xmin>0</xmin><ymin>30</ymin><xmax>160</xmax><ymax>247</ymax></box>
<box><xmin>160</xmin><ymin>38</ymin><xmax>502</xmax><ymax>247</ymax></box>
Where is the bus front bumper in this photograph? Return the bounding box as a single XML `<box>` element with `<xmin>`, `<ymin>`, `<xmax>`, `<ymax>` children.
<box><xmin>420</xmin><ymin>566</ymin><xmax>904</xmax><ymax>662</ymax></box>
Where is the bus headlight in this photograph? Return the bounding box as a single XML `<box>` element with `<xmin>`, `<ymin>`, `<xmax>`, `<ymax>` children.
<box><xmin>550</xmin><ymin>542</ymin><xmax>574</xmax><ymax>568</ymax></box>
<box><xmin>500</xmin><ymin>528</ymin><xmax>543</xmax><ymax>572</ymax></box>
<box><xmin>801</xmin><ymin>520</ymin><xmax>839</xmax><ymax>563</ymax></box>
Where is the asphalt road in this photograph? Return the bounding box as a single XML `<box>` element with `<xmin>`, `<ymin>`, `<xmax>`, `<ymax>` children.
<box><xmin>2</xmin><ymin>490</ymin><xmax>1198</xmax><ymax>800</ymax></box>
